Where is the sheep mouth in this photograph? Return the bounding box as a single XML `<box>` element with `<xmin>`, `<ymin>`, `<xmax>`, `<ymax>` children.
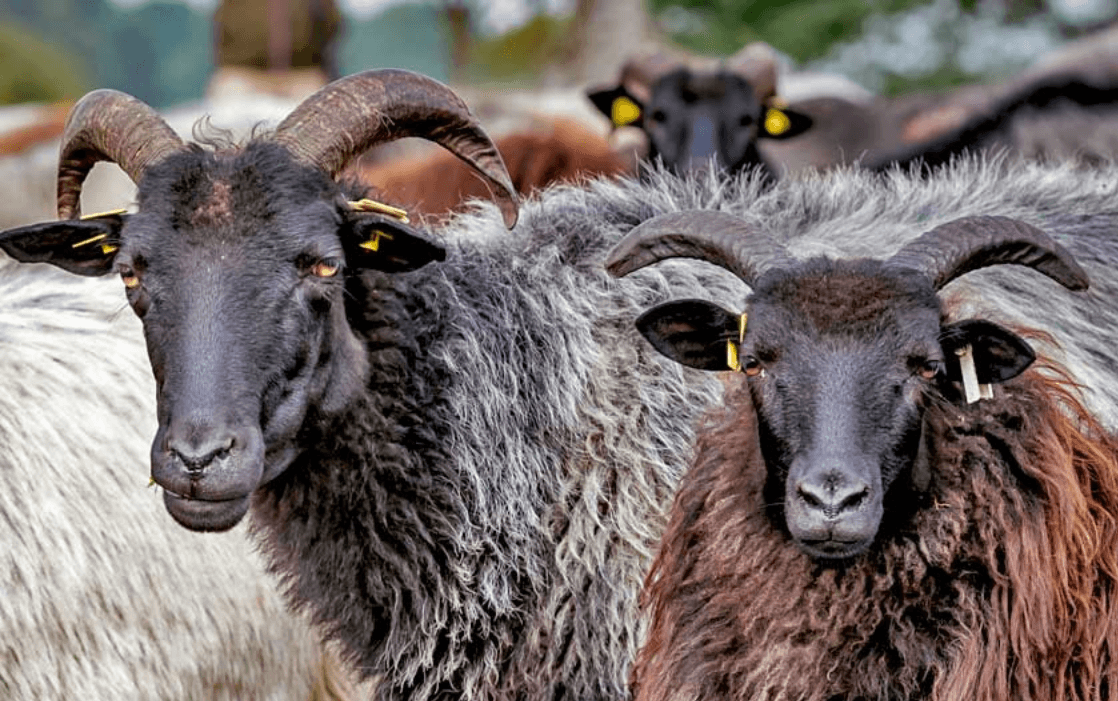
<box><xmin>162</xmin><ymin>490</ymin><xmax>251</xmax><ymax>532</ymax></box>
<box><xmin>797</xmin><ymin>537</ymin><xmax>872</xmax><ymax>562</ymax></box>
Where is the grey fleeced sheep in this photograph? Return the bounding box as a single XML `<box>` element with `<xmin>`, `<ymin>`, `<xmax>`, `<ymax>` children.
<box><xmin>0</xmin><ymin>71</ymin><xmax>738</xmax><ymax>701</ymax></box>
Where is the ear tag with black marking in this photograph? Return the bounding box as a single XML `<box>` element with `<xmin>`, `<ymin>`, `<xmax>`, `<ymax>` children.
<box><xmin>360</xmin><ymin>228</ymin><xmax>394</xmax><ymax>252</ymax></box>
<box><xmin>955</xmin><ymin>344</ymin><xmax>992</xmax><ymax>403</ymax></box>
<box><xmin>71</xmin><ymin>233</ymin><xmax>108</xmax><ymax>249</ymax></box>
<box><xmin>764</xmin><ymin>108</ymin><xmax>792</xmax><ymax>137</ymax></box>
<box><xmin>349</xmin><ymin>198</ymin><xmax>410</xmax><ymax>224</ymax></box>
<box><xmin>611</xmin><ymin>96</ymin><xmax>642</xmax><ymax>128</ymax></box>
<box><xmin>726</xmin><ymin>312</ymin><xmax>748</xmax><ymax>372</ymax></box>
<box><xmin>79</xmin><ymin>207</ymin><xmax>127</xmax><ymax>220</ymax></box>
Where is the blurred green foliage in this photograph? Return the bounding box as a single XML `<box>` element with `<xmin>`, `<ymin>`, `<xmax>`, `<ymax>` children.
<box><xmin>650</xmin><ymin>0</ymin><xmax>934</xmax><ymax>61</ymax></box>
<box><xmin>0</xmin><ymin>0</ymin><xmax>210</xmax><ymax>107</ymax></box>
<box><xmin>0</xmin><ymin>20</ymin><xmax>89</xmax><ymax>103</ymax></box>
<box><xmin>466</xmin><ymin>14</ymin><xmax>572</xmax><ymax>83</ymax></box>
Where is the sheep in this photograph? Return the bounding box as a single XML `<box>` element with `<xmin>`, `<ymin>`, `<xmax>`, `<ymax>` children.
<box><xmin>603</xmin><ymin>160</ymin><xmax>1118</xmax><ymax>700</ymax></box>
<box><xmin>0</xmin><ymin>69</ymin><xmax>739</xmax><ymax>701</ymax></box>
<box><xmin>0</xmin><ymin>256</ymin><xmax>361</xmax><ymax>700</ymax></box>
<box><xmin>353</xmin><ymin>115</ymin><xmax>631</xmax><ymax>222</ymax></box>
<box><xmin>591</xmin><ymin>31</ymin><xmax>1118</xmax><ymax>177</ymax></box>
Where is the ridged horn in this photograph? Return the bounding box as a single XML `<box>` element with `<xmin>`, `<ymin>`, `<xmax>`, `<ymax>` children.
<box><xmin>271</xmin><ymin>68</ymin><xmax>518</xmax><ymax>228</ymax></box>
<box><xmin>884</xmin><ymin>215</ymin><xmax>1089</xmax><ymax>291</ymax></box>
<box><xmin>724</xmin><ymin>41</ymin><xmax>778</xmax><ymax>100</ymax></box>
<box><xmin>57</xmin><ymin>89</ymin><xmax>185</xmax><ymax>220</ymax></box>
<box><xmin>605</xmin><ymin>210</ymin><xmax>793</xmax><ymax>287</ymax></box>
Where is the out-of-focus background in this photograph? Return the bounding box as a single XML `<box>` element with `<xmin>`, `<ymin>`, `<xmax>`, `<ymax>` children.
<box><xmin>2</xmin><ymin>0</ymin><xmax>1116</xmax><ymax>229</ymax></box>
<box><xmin>1</xmin><ymin>0</ymin><xmax>1114</xmax><ymax>109</ymax></box>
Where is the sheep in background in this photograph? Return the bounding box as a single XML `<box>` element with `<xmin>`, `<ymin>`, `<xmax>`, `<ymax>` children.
<box><xmin>0</xmin><ymin>256</ymin><xmax>365</xmax><ymax>700</ymax></box>
<box><xmin>0</xmin><ymin>70</ymin><xmax>738</xmax><ymax>701</ymax></box>
<box><xmin>603</xmin><ymin>161</ymin><xmax>1118</xmax><ymax>700</ymax></box>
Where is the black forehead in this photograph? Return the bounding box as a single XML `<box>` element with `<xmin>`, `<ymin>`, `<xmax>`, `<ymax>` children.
<box><xmin>128</xmin><ymin>141</ymin><xmax>342</xmax><ymax>251</ymax></box>
<box><xmin>652</xmin><ymin>69</ymin><xmax>758</xmax><ymax>105</ymax></box>
<box><xmin>748</xmin><ymin>258</ymin><xmax>940</xmax><ymax>338</ymax></box>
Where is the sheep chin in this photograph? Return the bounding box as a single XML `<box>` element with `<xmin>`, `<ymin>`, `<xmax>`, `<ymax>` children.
<box><xmin>162</xmin><ymin>491</ymin><xmax>251</xmax><ymax>532</ymax></box>
<box><xmin>794</xmin><ymin>535</ymin><xmax>875</xmax><ymax>564</ymax></box>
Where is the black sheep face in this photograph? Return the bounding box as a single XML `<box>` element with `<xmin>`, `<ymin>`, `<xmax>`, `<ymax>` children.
<box><xmin>636</xmin><ymin>258</ymin><xmax>1036</xmax><ymax>561</ymax></box>
<box><xmin>588</xmin><ymin>68</ymin><xmax>814</xmax><ymax>175</ymax></box>
<box><xmin>0</xmin><ymin>142</ymin><xmax>445</xmax><ymax>532</ymax></box>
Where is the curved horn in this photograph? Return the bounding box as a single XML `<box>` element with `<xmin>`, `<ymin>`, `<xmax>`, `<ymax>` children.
<box><xmin>271</xmin><ymin>68</ymin><xmax>518</xmax><ymax>228</ymax></box>
<box><xmin>724</xmin><ymin>41</ymin><xmax>778</xmax><ymax>100</ymax></box>
<box><xmin>619</xmin><ymin>51</ymin><xmax>684</xmax><ymax>104</ymax></box>
<box><xmin>57</xmin><ymin>89</ymin><xmax>185</xmax><ymax>220</ymax></box>
<box><xmin>884</xmin><ymin>215</ymin><xmax>1089</xmax><ymax>291</ymax></box>
<box><xmin>605</xmin><ymin>209</ymin><xmax>793</xmax><ymax>287</ymax></box>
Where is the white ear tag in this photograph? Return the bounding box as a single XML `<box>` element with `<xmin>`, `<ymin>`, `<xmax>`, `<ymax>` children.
<box><xmin>955</xmin><ymin>344</ymin><xmax>983</xmax><ymax>404</ymax></box>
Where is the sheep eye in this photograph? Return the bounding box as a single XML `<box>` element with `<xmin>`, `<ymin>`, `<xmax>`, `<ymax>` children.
<box><xmin>310</xmin><ymin>259</ymin><xmax>341</xmax><ymax>278</ymax></box>
<box><xmin>743</xmin><ymin>356</ymin><xmax>764</xmax><ymax>378</ymax></box>
<box><xmin>120</xmin><ymin>268</ymin><xmax>140</xmax><ymax>290</ymax></box>
<box><xmin>917</xmin><ymin>359</ymin><xmax>942</xmax><ymax>380</ymax></box>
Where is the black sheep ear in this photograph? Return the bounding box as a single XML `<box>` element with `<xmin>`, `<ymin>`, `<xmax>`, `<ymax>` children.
<box><xmin>587</xmin><ymin>85</ymin><xmax>644</xmax><ymax>129</ymax></box>
<box><xmin>636</xmin><ymin>299</ymin><xmax>741</xmax><ymax>371</ymax></box>
<box><xmin>0</xmin><ymin>212</ymin><xmax>128</xmax><ymax>276</ymax></box>
<box><xmin>759</xmin><ymin>105</ymin><xmax>813</xmax><ymax>140</ymax></box>
<box><xmin>940</xmin><ymin>319</ymin><xmax>1036</xmax><ymax>384</ymax></box>
<box><xmin>345</xmin><ymin>209</ymin><xmax>446</xmax><ymax>273</ymax></box>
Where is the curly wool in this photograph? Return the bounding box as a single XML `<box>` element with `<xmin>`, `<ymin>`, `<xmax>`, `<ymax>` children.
<box><xmin>636</xmin><ymin>369</ymin><xmax>1118</xmax><ymax>701</ymax></box>
<box><xmin>0</xmin><ymin>258</ymin><xmax>331</xmax><ymax>701</ymax></box>
<box><xmin>248</xmin><ymin>177</ymin><xmax>743</xmax><ymax>701</ymax></box>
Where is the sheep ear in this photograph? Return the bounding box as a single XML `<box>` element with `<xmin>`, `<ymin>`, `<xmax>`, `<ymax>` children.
<box><xmin>0</xmin><ymin>213</ymin><xmax>128</xmax><ymax>276</ymax></box>
<box><xmin>759</xmin><ymin>105</ymin><xmax>813</xmax><ymax>140</ymax></box>
<box><xmin>345</xmin><ymin>211</ymin><xmax>446</xmax><ymax>273</ymax></box>
<box><xmin>636</xmin><ymin>299</ymin><xmax>740</xmax><ymax>371</ymax></box>
<box><xmin>587</xmin><ymin>85</ymin><xmax>644</xmax><ymax>129</ymax></box>
<box><xmin>940</xmin><ymin>319</ymin><xmax>1036</xmax><ymax>384</ymax></box>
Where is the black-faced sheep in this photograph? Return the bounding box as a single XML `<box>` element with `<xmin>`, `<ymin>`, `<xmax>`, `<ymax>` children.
<box><xmin>0</xmin><ymin>70</ymin><xmax>737</xmax><ymax>701</ymax></box>
<box><xmin>0</xmin><ymin>257</ymin><xmax>354</xmax><ymax>700</ymax></box>
<box><xmin>605</xmin><ymin>165</ymin><xmax>1118</xmax><ymax>700</ymax></box>
<box><xmin>591</xmin><ymin>32</ymin><xmax>1118</xmax><ymax>177</ymax></box>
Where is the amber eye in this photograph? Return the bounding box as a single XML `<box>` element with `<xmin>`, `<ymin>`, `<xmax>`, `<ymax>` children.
<box><xmin>917</xmin><ymin>359</ymin><xmax>942</xmax><ymax>380</ymax></box>
<box><xmin>310</xmin><ymin>259</ymin><xmax>341</xmax><ymax>278</ymax></box>
<box><xmin>743</xmin><ymin>356</ymin><xmax>763</xmax><ymax>378</ymax></box>
<box><xmin>120</xmin><ymin>269</ymin><xmax>140</xmax><ymax>289</ymax></box>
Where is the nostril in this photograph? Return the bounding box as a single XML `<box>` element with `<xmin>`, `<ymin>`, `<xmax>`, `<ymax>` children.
<box><xmin>838</xmin><ymin>487</ymin><xmax>870</xmax><ymax>512</ymax></box>
<box><xmin>797</xmin><ymin>484</ymin><xmax>824</xmax><ymax>509</ymax></box>
<box><xmin>169</xmin><ymin>434</ymin><xmax>236</xmax><ymax>475</ymax></box>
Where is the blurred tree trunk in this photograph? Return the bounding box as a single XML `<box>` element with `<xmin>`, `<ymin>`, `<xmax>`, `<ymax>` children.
<box><xmin>444</xmin><ymin>0</ymin><xmax>472</xmax><ymax>84</ymax></box>
<box><xmin>547</xmin><ymin>0</ymin><xmax>662</xmax><ymax>86</ymax></box>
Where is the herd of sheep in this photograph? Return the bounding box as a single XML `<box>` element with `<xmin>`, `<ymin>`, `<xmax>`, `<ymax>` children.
<box><xmin>2</xmin><ymin>24</ymin><xmax>1118</xmax><ymax>701</ymax></box>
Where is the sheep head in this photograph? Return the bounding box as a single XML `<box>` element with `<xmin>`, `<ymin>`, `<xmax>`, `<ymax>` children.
<box><xmin>0</xmin><ymin>69</ymin><xmax>518</xmax><ymax>532</ymax></box>
<box><xmin>607</xmin><ymin>211</ymin><xmax>1088</xmax><ymax>561</ymax></box>
<box><xmin>587</xmin><ymin>44</ymin><xmax>814</xmax><ymax>175</ymax></box>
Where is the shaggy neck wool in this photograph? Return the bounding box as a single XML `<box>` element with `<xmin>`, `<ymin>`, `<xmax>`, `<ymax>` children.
<box><xmin>636</xmin><ymin>371</ymin><xmax>1118</xmax><ymax>701</ymax></box>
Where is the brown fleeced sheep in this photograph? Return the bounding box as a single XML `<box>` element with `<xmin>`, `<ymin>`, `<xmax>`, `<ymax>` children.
<box><xmin>609</xmin><ymin>208</ymin><xmax>1118</xmax><ymax>701</ymax></box>
<box><xmin>635</xmin><ymin>372</ymin><xmax>1118</xmax><ymax>701</ymax></box>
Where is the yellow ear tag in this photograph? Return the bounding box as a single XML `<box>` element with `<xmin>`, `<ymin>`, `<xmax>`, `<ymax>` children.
<box><xmin>359</xmin><ymin>229</ymin><xmax>394</xmax><ymax>252</ymax></box>
<box><xmin>764</xmin><ymin>108</ymin><xmax>792</xmax><ymax>136</ymax></box>
<box><xmin>349</xmin><ymin>198</ymin><xmax>410</xmax><ymax>224</ymax></box>
<box><xmin>79</xmin><ymin>207</ymin><xmax>127</xmax><ymax>221</ymax></box>
<box><xmin>727</xmin><ymin>340</ymin><xmax>742</xmax><ymax>372</ymax></box>
<box><xmin>100</xmin><ymin>244</ymin><xmax>119</xmax><ymax>255</ymax></box>
<box><xmin>726</xmin><ymin>312</ymin><xmax>748</xmax><ymax>372</ymax></box>
<box><xmin>71</xmin><ymin>233</ymin><xmax>108</xmax><ymax>249</ymax></box>
<box><xmin>611</xmin><ymin>96</ymin><xmax>642</xmax><ymax>128</ymax></box>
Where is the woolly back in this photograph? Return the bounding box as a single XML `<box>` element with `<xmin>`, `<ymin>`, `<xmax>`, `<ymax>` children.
<box><xmin>635</xmin><ymin>368</ymin><xmax>1118</xmax><ymax>701</ymax></box>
